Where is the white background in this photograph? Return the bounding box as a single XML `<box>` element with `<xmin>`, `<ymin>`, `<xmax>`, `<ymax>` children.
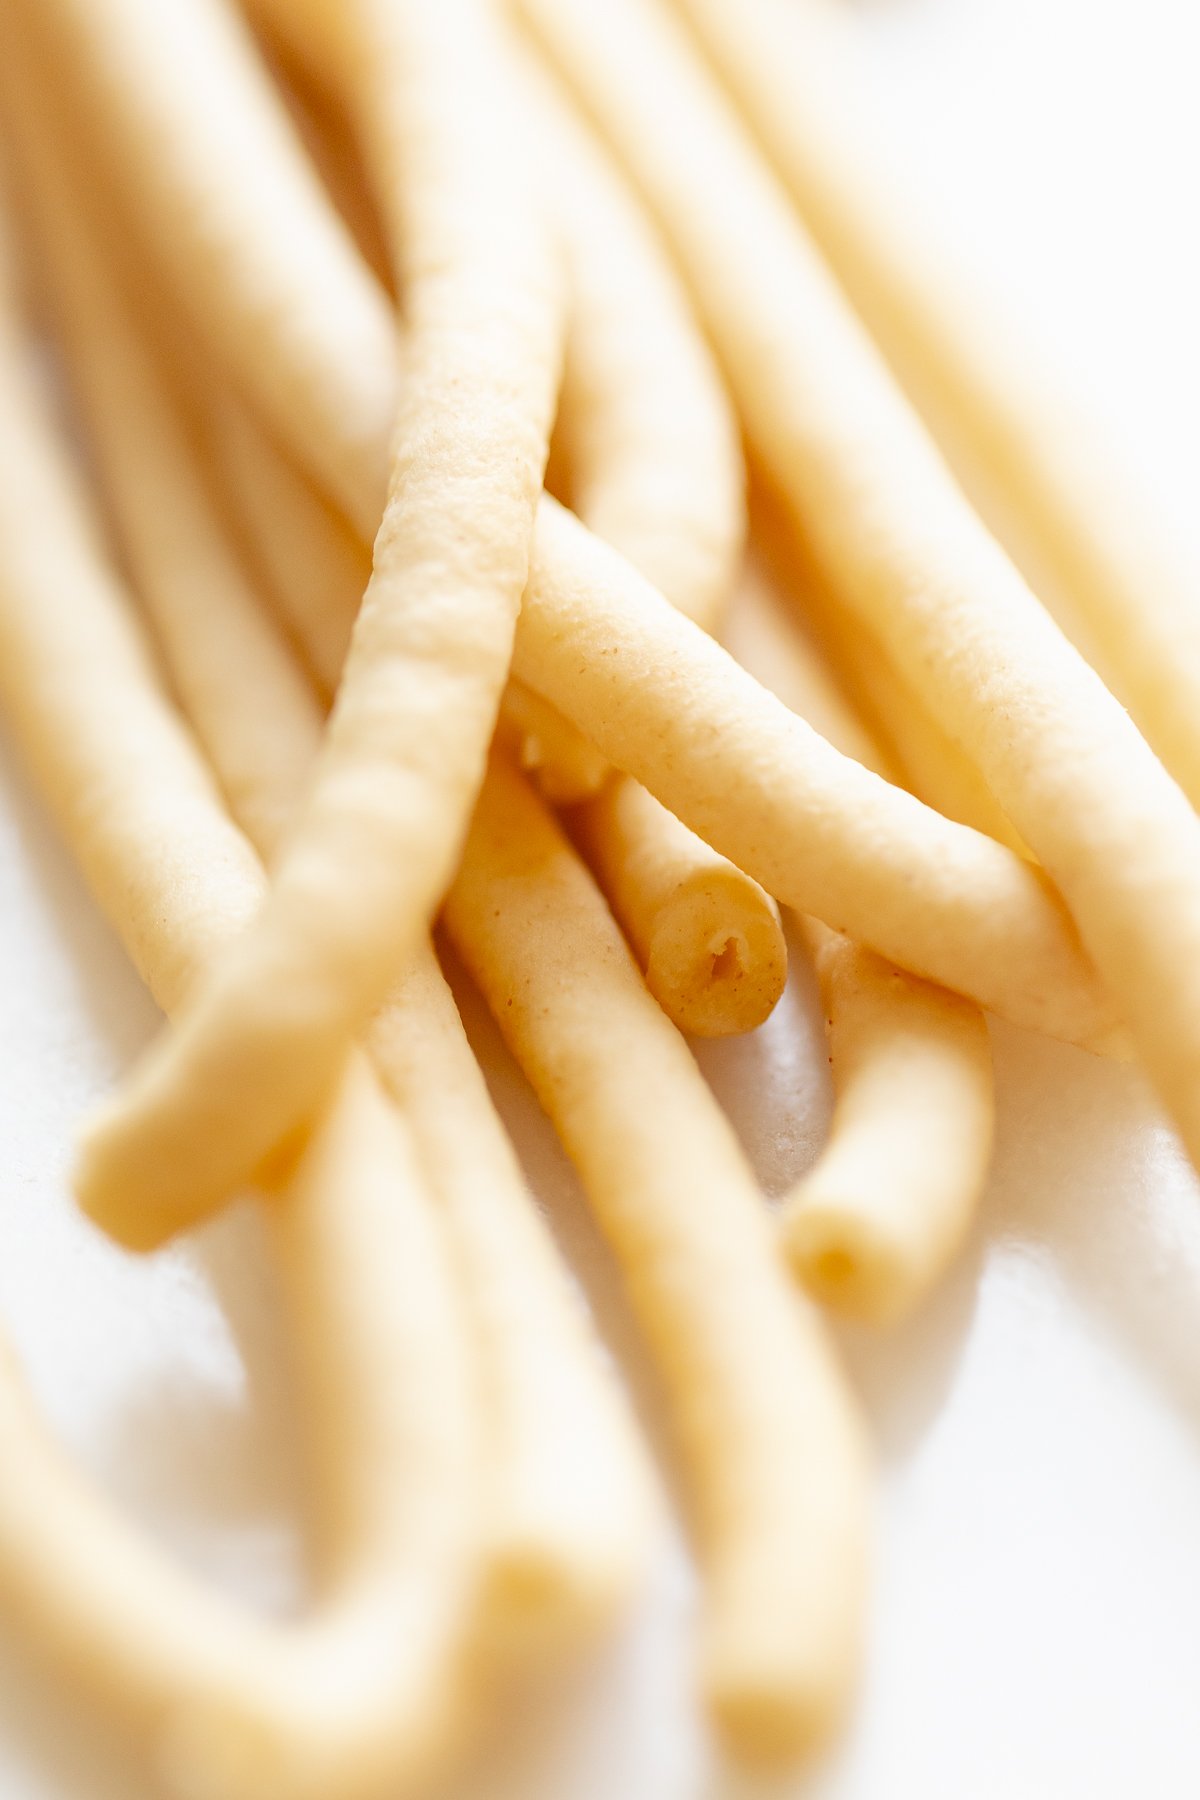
<box><xmin>2</xmin><ymin>0</ymin><xmax>1200</xmax><ymax>1795</ymax></box>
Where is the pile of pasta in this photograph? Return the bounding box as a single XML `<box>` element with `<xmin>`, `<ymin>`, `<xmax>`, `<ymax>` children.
<box><xmin>0</xmin><ymin>0</ymin><xmax>1197</xmax><ymax>1793</ymax></box>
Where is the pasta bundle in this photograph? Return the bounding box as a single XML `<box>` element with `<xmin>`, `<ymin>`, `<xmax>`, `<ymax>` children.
<box><xmin>0</xmin><ymin>0</ymin><xmax>1191</xmax><ymax>1786</ymax></box>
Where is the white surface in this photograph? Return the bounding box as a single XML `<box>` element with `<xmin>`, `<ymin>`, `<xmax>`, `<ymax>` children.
<box><xmin>2</xmin><ymin>0</ymin><xmax>1200</xmax><ymax>1795</ymax></box>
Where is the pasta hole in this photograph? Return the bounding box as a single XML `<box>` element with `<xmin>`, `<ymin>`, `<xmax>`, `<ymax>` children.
<box><xmin>708</xmin><ymin>934</ymin><xmax>747</xmax><ymax>983</ymax></box>
<box><xmin>812</xmin><ymin>1247</ymin><xmax>857</xmax><ymax>1291</ymax></box>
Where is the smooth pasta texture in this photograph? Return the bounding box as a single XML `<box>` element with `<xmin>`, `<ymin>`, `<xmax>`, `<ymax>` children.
<box><xmin>793</xmin><ymin>924</ymin><xmax>993</xmax><ymax>1325</ymax></box>
<box><xmin>75</xmin><ymin>0</ymin><xmax>566</xmax><ymax>1248</ymax></box>
<box><xmin>748</xmin><ymin>483</ymin><xmax>1022</xmax><ymax>850</ymax></box>
<box><xmin>0</xmin><ymin>1</ymin><xmax>1191</xmax><ymax>1782</ymax></box>
<box><xmin>199</xmin><ymin>374</ymin><xmax>594</xmax><ymax>803</ymax></box>
<box><xmin>445</xmin><ymin>754</ymin><xmax>870</xmax><ymax>1759</ymax></box>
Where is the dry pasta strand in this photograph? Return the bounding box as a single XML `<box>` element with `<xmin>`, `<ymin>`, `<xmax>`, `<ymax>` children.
<box><xmin>567</xmin><ymin>780</ymin><xmax>786</xmax><ymax>1040</ymax></box>
<box><xmin>792</xmin><ymin>924</ymin><xmax>993</xmax><ymax>1326</ymax></box>
<box><xmin>74</xmin><ymin>0</ymin><xmax>566</xmax><ymax>1249</ymax></box>
<box><xmin>199</xmin><ymin>385</ymin><xmax>372</xmax><ymax>708</ymax></box>
<box><xmin>445</xmin><ymin>753</ymin><xmax>870</xmax><ymax>1761</ymax></box>
<box><xmin>203</xmin><ymin>367</ymin><xmax>607</xmax><ymax>809</ymax></box>
<box><xmin>748</xmin><ymin>479</ymin><xmax>1022</xmax><ymax>850</ymax></box>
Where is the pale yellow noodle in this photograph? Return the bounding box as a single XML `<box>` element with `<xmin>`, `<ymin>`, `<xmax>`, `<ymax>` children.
<box><xmin>445</xmin><ymin>754</ymin><xmax>870</xmax><ymax>1762</ymax></box>
<box><xmin>206</xmin><ymin>381</ymin><xmax>611</xmax><ymax>805</ymax></box>
<box><xmin>567</xmin><ymin>781</ymin><xmax>786</xmax><ymax>1040</ymax></box>
<box><xmin>199</xmin><ymin>386</ymin><xmax>370</xmax><ymax>707</ymax></box>
<box><xmin>749</xmin><ymin>481</ymin><xmax>1021</xmax><ymax>849</ymax></box>
<box><xmin>75</xmin><ymin>0</ymin><xmax>565</xmax><ymax>1249</ymax></box>
<box><xmin>363</xmin><ymin>946</ymin><xmax>650</xmax><ymax>1642</ymax></box>
<box><xmin>26</xmin><ymin>246</ymin><xmax>320</xmax><ymax>857</ymax></box>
